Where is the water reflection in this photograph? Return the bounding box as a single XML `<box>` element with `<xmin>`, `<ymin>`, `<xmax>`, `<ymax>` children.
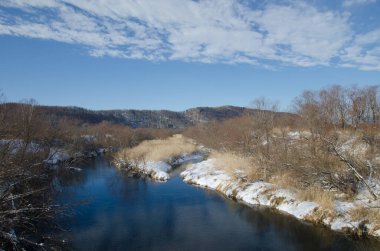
<box><xmin>54</xmin><ymin>158</ymin><xmax>380</xmax><ymax>251</ymax></box>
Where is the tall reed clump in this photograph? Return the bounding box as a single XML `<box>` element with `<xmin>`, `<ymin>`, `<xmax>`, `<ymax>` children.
<box><xmin>297</xmin><ymin>185</ymin><xmax>336</xmax><ymax>214</ymax></box>
<box><xmin>210</xmin><ymin>151</ymin><xmax>260</xmax><ymax>181</ymax></box>
<box><xmin>350</xmin><ymin>206</ymin><xmax>380</xmax><ymax>234</ymax></box>
<box><xmin>115</xmin><ymin>135</ymin><xmax>197</xmax><ymax>166</ymax></box>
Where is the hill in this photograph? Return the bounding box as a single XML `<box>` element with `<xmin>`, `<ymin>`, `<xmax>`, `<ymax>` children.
<box><xmin>3</xmin><ymin>103</ymin><xmax>297</xmax><ymax>128</ymax></box>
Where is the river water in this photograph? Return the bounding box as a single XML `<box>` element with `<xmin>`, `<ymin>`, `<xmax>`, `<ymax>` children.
<box><xmin>53</xmin><ymin>158</ymin><xmax>380</xmax><ymax>251</ymax></box>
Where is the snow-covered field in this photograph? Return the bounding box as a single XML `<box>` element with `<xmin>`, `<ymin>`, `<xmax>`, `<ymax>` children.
<box><xmin>181</xmin><ymin>158</ymin><xmax>380</xmax><ymax>238</ymax></box>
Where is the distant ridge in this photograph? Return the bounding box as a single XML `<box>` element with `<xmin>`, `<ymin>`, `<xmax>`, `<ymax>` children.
<box><xmin>3</xmin><ymin>103</ymin><xmax>297</xmax><ymax>128</ymax></box>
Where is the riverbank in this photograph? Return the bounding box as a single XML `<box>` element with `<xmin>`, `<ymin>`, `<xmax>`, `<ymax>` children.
<box><xmin>181</xmin><ymin>158</ymin><xmax>380</xmax><ymax>239</ymax></box>
<box><xmin>113</xmin><ymin>151</ymin><xmax>380</xmax><ymax>239</ymax></box>
<box><xmin>112</xmin><ymin>142</ymin><xmax>380</xmax><ymax>240</ymax></box>
<box><xmin>113</xmin><ymin>135</ymin><xmax>203</xmax><ymax>181</ymax></box>
<box><xmin>114</xmin><ymin>153</ymin><xmax>204</xmax><ymax>181</ymax></box>
<box><xmin>111</xmin><ymin>133</ymin><xmax>380</xmax><ymax>239</ymax></box>
<box><xmin>53</xmin><ymin>158</ymin><xmax>380</xmax><ymax>251</ymax></box>
<box><xmin>45</xmin><ymin>147</ymin><xmax>109</xmax><ymax>165</ymax></box>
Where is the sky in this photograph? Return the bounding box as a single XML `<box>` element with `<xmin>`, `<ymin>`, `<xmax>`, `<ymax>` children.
<box><xmin>0</xmin><ymin>0</ymin><xmax>380</xmax><ymax>111</ymax></box>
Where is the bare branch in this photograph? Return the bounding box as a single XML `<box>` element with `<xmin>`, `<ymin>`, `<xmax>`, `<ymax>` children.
<box><xmin>322</xmin><ymin>136</ymin><xmax>378</xmax><ymax>200</ymax></box>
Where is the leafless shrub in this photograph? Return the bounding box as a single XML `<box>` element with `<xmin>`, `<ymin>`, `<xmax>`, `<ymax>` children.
<box><xmin>0</xmin><ymin>98</ymin><xmax>62</xmax><ymax>249</ymax></box>
<box><xmin>184</xmin><ymin>85</ymin><xmax>380</xmax><ymax>200</ymax></box>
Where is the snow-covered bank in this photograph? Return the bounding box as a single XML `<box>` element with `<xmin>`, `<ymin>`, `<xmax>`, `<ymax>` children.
<box><xmin>45</xmin><ymin>147</ymin><xmax>109</xmax><ymax>165</ymax></box>
<box><xmin>114</xmin><ymin>153</ymin><xmax>204</xmax><ymax>181</ymax></box>
<box><xmin>181</xmin><ymin>159</ymin><xmax>380</xmax><ymax>238</ymax></box>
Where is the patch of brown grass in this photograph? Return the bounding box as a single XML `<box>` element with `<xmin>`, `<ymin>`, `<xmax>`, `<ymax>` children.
<box><xmin>210</xmin><ymin>151</ymin><xmax>260</xmax><ymax>180</ymax></box>
<box><xmin>116</xmin><ymin>135</ymin><xmax>197</xmax><ymax>163</ymax></box>
<box><xmin>269</xmin><ymin>170</ymin><xmax>301</xmax><ymax>190</ymax></box>
<box><xmin>270</xmin><ymin>196</ymin><xmax>286</xmax><ymax>207</ymax></box>
<box><xmin>297</xmin><ymin>186</ymin><xmax>336</xmax><ymax>212</ymax></box>
<box><xmin>350</xmin><ymin>206</ymin><xmax>380</xmax><ymax>233</ymax></box>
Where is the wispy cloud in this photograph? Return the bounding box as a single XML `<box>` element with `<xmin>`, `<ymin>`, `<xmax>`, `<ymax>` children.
<box><xmin>341</xmin><ymin>28</ymin><xmax>380</xmax><ymax>71</ymax></box>
<box><xmin>0</xmin><ymin>0</ymin><xmax>379</xmax><ymax>71</ymax></box>
<box><xmin>343</xmin><ymin>0</ymin><xmax>376</xmax><ymax>8</ymax></box>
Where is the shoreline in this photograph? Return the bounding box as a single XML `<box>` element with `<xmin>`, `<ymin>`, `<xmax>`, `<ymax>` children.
<box><xmin>112</xmin><ymin>153</ymin><xmax>380</xmax><ymax>240</ymax></box>
<box><xmin>181</xmin><ymin>159</ymin><xmax>380</xmax><ymax>239</ymax></box>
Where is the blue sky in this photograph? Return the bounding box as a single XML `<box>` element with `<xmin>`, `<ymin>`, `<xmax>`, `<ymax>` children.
<box><xmin>0</xmin><ymin>0</ymin><xmax>379</xmax><ymax>111</ymax></box>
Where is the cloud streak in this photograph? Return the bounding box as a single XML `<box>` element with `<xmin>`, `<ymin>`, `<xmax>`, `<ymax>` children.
<box><xmin>343</xmin><ymin>0</ymin><xmax>376</xmax><ymax>8</ymax></box>
<box><xmin>0</xmin><ymin>0</ymin><xmax>379</xmax><ymax>70</ymax></box>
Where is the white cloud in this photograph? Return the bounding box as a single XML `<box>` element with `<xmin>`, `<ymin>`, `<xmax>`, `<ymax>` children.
<box><xmin>0</xmin><ymin>0</ymin><xmax>60</xmax><ymax>9</ymax></box>
<box><xmin>341</xmin><ymin>28</ymin><xmax>380</xmax><ymax>71</ymax></box>
<box><xmin>343</xmin><ymin>0</ymin><xmax>376</xmax><ymax>7</ymax></box>
<box><xmin>0</xmin><ymin>0</ymin><xmax>379</xmax><ymax>70</ymax></box>
<box><xmin>248</xmin><ymin>3</ymin><xmax>351</xmax><ymax>65</ymax></box>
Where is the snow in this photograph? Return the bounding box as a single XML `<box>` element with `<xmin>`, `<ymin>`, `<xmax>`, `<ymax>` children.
<box><xmin>287</xmin><ymin>131</ymin><xmax>301</xmax><ymax>140</ymax></box>
<box><xmin>116</xmin><ymin>152</ymin><xmax>204</xmax><ymax>182</ymax></box>
<box><xmin>181</xmin><ymin>158</ymin><xmax>380</xmax><ymax>238</ymax></box>
<box><xmin>335</xmin><ymin>201</ymin><xmax>355</xmax><ymax>214</ymax></box>
<box><xmin>172</xmin><ymin>153</ymin><xmax>204</xmax><ymax>165</ymax></box>
<box><xmin>143</xmin><ymin>161</ymin><xmax>172</xmax><ymax>181</ymax></box>
<box><xmin>45</xmin><ymin>149</ymin><xmax>71</xmax><ymax>165</ymax></box>
<box><xmin>81</xmin><ymin>135</ymin><xmax>96</xmax><ymax>142</ymax></box>
<box><xmin>340</xmin><ymin>137</ymin><xmax>368</xmax><ymax>156</ymax></box>
<box><xmin>330</xmin><ymin>218</ymin><xmax>357</xmax><ymax>231</ymax></box>
<box><xmin>45</xmin><ymin>147</ymin><xmax>107</xmax><ymax>165</ymax></box>
<box><xmin>182</xmin><ymin>159</ymin><xmax>319</xmax><ymax>220</ymax></box>
<box><xmin>66</xmin><ymin>166</ymin><xmax>82</xmax><ymax>172</ymax></box>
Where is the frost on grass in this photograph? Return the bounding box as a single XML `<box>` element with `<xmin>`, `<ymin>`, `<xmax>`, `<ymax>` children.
<box><xmin>114</xmin><ymin>135</ymin><xmax>202</xmax><ymax>181</ymax></box>
<box><xmin>181</xmin><ymin>158</ymin><xmax>380</xmax><ymax>238</ymax></box>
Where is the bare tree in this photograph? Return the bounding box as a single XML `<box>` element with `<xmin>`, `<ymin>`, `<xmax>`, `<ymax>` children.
<box><xmin>0</xmin><ymin>92</ymin><xmax>11</xmax><ymax>140</ymax></box>
<box><xmin>251</xmin><ymin>97</ymin><xmax>278</xmax><ymax>179</ymax></box>
<box><xmin>348</xmin><ymin>86</ymin><xmax>368</xmax><ymax>129</ymax></box>
<box><xmin>365</xmin><ymin>85</ymin><xmax>379</xmax><ymax>124</ymax></box>
<box><xmin>319</xmin><ymin>85</ymin><xmax>349</xmax><ymax>129</ymax></box>
<box><xmin>293</xmin><ymin>90</ymin><xmax>324</xmax><ymax>154</ymax></box>
<box><xmin>322</xmin><ymin>136</ymin><xmax>377</xmax><ymax>200</ymax></box>
<box><xmin>0</xmin><ymin>97</ymin><xmax>62</xmax><ymax>249</ymax></box>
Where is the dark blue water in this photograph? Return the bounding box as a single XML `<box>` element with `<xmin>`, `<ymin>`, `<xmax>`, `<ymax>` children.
<box><xmin>53</xmin><ymin>158</ymin><xmax>380</xmax><ymax>251</ymax></box>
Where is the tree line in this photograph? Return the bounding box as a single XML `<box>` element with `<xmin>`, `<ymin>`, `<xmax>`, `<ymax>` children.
<box><xmin>185</xmin><ymin>84</ymin><xmax>379</xmax><ymax>200</ymax></box>
<box><xmin>0</xmin><ymin>96</ymin><xmax>177</xmax><ymax>249</ymax></box>
<box><xmin>1</xmin><ymin>84</ymin><xmax>379</xmax><ymax>248</ymax></box>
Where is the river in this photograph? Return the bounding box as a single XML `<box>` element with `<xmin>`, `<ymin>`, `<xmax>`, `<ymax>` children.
<box><xmin>53</xmin><ymin>158</ymin><xmax>380</xmax><ymax>251</ymax></box>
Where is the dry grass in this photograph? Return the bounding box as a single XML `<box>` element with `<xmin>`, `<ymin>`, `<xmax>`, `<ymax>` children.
<box><xmin>272</xmin><ymin>126</ymin><xmax>291</xmax><ymax>136</ymax></box>
<box><xmin>269</xmin><ymin>171</ymin><xmax>301</xmax><ymax>189</ymax></box>
<box><xmin>350</xmin><ymin>206</ymin><xmax>380</xmax><ymax>233</ymax></box>
<box><xmin>116</xmin><ymin>134</ymin><xmax>197</xmax><ymax>163</ymax></box>
<box><xmin>211</xmin><ymin>151</ymin><xmax>260</xmax><ymax>180</ymax></box>
<box><xmin>297</xmin><ymin>185</ymin><xmax>336</xmax><ymax>212</ymax></box>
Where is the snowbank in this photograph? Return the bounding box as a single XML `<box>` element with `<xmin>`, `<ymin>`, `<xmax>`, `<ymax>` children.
<box><xmin>172</xmin><ymin>153</ymin><xmax>204</xmax><ymax>166</ymax></box>
<box><xmin>139</xmin><ymin>161</ymin><xmax>172</xmax><ymax>181</ymax></box>
<box><xmin>181</xmin><ymin>159</ymin><xmax>380</xmax><ymax>238</ymax></box>
<box><xmin>45</xmin><ymin>149</ymin><xmax>71</xmax><ymax>165</ymax></box>
<box><xmin>45</xmin><ymin>147</ymin><xmax>107</xmax><ymax>165</ymax></box>
<box><xmin>115</xmin><ymin>153</ymin><xmax>204</xmax><ymax>181</ymax></box>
